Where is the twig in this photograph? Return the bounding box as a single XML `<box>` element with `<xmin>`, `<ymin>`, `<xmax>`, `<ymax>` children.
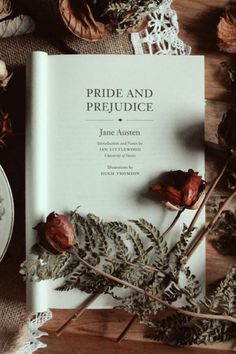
<box><xmin>187</xmin><ymin>154</ymin><xmax>232</xmax><ymax>233</ymax></box>
<box><xmin>116</xmin><ymin>313</ymin><xmax>137</xmax><ymax>343</ymax></box>
<box><xmin>71</xmin><ymin>249</ymin><xmax>236</xmax><ymax>324</ymax></box>
<box><xmin>56</xmin><ymin>292</ymin><xmax>100</xmax><ymax>336</ymax></box>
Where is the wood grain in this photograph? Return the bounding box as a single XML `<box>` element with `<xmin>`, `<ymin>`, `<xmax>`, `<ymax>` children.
<box><xmin>39</xmin><ymin>1</ymin><xmax>236</xmax><ymax>353</ymax></box>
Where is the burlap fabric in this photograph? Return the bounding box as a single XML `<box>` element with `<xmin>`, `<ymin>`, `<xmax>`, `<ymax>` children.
<box><xmin>0</xmin><ymin>1</ymin><xmax>133</xmax><ymax>352</ymax></box>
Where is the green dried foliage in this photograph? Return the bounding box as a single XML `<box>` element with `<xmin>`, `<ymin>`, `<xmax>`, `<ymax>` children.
<box><xmin>21</xmin><ymin>211</ymin><xmax>236</xmax><ymax>346</ymax></box>
<box><xmin>169</xmin><ymin>224</ymin><xmax>195</xmax><ymax>275</ymax></box>
<box><xmin>20</xmin><ymin>245</ymin><xmax>72</xmax><ymax>281</ymax></box>
<box><xmin>101</xmin><ymin>0</ymin><xmax>161</xmax><ymax>33</ymax></box>
<box><xmin>150</xmin><ymin>317</ymin><xmax>234</xmax><ymax>345</ymax></box>
<box><xmin>202</xmin><ymin>265</ymin><xmax>236</xmax><ymax>316</ymax></box>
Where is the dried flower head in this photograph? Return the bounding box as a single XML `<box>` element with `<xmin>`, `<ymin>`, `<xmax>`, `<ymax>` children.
<box><xmin>103</xmin><ymin>0</ymin><xmax>156</xmax><ymax>33</ymax></box>
<box><xmin>0</xmin><ymin>105</ymin><xmax>12</xmax><ymax>148</ymax></box>
<box><xmin>152</xmin><ymin>169</ymin><xmax>205</xmax><ymax>211</ymax></box>
<box><xmin>34</xmin><ymin>212</ymin><xmax>76</xmax><ymax>254</ymax></box>
<box><xmin>0</xmin><ymin>0</ymin><xmax>12</xmax><ymax>21</ymax></box>
<box><xmin>59</xmin><ymin>0</ymin><xmax>109</xmax><ymax>41</ymax></box>
<box><xmin>218</xmin><ymin>0</ymin><xmax>236</xmax><ymax>53</ymax></box>
<box><xmin>0</xmin><ymin>60</ymin><xmax>12</xmax><ymax>90</ymax></box>
<box><xmin>218</xmin><ymin>110</ymin><xmax>236</xmax><ymax>151</ymax></box>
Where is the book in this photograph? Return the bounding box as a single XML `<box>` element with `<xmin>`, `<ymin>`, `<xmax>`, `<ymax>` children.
<box><xmin>26</xmin><ymin>52</ymin><xmax>205</xmax><ymax>312</ymax></box>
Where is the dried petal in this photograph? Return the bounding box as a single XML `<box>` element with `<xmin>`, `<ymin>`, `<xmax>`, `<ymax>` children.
<box><xmin>181</xmin><ymin>169</ymin><xmax>204</xmax><ymax>207</ymax></box>
<box><xmin>34</xmin><ymin>212</ymin><xmax>76</xmax><ymax>254</ymax></box>
<box><xmin>152</xmin><ymin>184</ymin><xmax>182</xmax><ymax>209</ymax></box>
<box><xmin>59</xmin><ymin>0</ymin><xmax>109</xmax><ymax>41</ymax></box>
<box><xmin>152</xmin><ymin>169</ymin><xmax>205</xmax><ymax>210</ymax></box>
<box><xmin>0</xmin><ymin>15</ymin><xmax>35</xmax><ymax>39</ymax></box>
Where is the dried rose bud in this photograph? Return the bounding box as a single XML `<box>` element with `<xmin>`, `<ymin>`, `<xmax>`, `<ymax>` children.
<box><xmin>0</xmin><ymin>60</ymin><xmax>12</xmax><ymax>90</ymax></box>
<box><xmin>34</xmin><ymin>212</ymin><xmax>76</xmax><ymax>254</ymax></box>
<box><xmin>0</xmin><ymin>105</ymin><xmax>12</xmax><ymax>148</ymax></box>
<box><xmin>152</xmin><ymin>169</ymin><xmax>205</xmax><ymax>211</ymax></box>
<box><xmin>218</xmin><ymin>110</ymin><xmax>236</xmax><ymax>151</ymax></box>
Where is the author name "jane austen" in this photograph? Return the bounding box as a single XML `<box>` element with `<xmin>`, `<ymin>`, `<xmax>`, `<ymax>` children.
<box><xmin>99</xmin><ymin>129</ymin><xmax>141</xmax><ymax>137</ymax></box>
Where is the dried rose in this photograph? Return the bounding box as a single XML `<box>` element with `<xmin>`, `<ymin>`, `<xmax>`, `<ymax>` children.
<box><xmin>0</xmin><ymin>60</ymin><xmax>12</xmax><ymax>90</ymax></box>
<box><xmin>0</xmin><ymin>105</ymin><xmax>12</xmax><ymax>148</ymax></box>
<box><xmin>218</xmin><ymin>110</ymin><xmax>236</xmax><ymax>151</ymax></box>
<box><xmin>34</xmin><ymin>212</ymin><xmax>76</xmax><ymax>254</ymax></box>
<box><xmin>218</xmin><ymin>0</ymin><xmax>236</xmax><ymax>53</ymax></box>
<box><xmin>152</xmin><ymin>169</ymin><xmax>205</xmax><ymax>211</ymax></box>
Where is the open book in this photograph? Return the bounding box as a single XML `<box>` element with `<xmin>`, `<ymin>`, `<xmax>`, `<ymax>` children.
<box><xmin>26</xmin><ymin>52</ymin><xmax>205</xmax><ymax>312</ymax></box>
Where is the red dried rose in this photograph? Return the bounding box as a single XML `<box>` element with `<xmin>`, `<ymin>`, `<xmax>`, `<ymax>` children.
<box><xmin>218</xmin><ymin>110</ymin><xmax>236</xmax><ymax>151</ymax></box>
<box><xmin>34</xmin><ymin>212</ymin><xmax>76</xmax><ymax>254</ymax></box>
<box><xmin>0</xmin><ymin>105</ymin><xmax>12</xmax><ymax>148</ymax></box>
<box><xmin>152</xmin><ymin>169</ymin><xmax>205</xmax><ymax>211</ymax></box>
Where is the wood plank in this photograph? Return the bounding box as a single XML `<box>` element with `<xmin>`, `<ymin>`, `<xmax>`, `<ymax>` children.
<box><xmin>174</xmin><ymin>0</ymin><xmax>234</xmax><ymax>101</ymax></box>
<box><xmin>38</xmin><ymin>330</ymin><xmax>236</xmax><ymax>354</ymax></box>
<box><xmin>39</xmin><ymin>309</ymin><xmax>236</xmax><ymax>354</ymax></box>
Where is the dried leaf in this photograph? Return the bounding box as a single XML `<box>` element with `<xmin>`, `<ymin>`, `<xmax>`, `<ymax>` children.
<box><xmin>218</xmin><ymin>0</ymin><xmax>236</xmax><ymax>53</ymax></box>
<box><xmin>0</xmin><ymin>105</ymin><xmax>12</xmax><ymax>148</ymax></box>
<box><xmin>59</xmin><ymin>0</ymin><xmax>109</xmax><ymax>42</ymax></box>
<box><xmin>0</xmin><ymin>14</ymin><xmax>35</xmax><ymax>38</ymax></box>
<box><xmin>0</xmin><ymin>59</ymin><xmax>12</xmax><ymax>89</ymax></box>
<box><xmin>0</xmin><ymin>0</ymin><xmax>11</xmax><ymax>20</ymax></box>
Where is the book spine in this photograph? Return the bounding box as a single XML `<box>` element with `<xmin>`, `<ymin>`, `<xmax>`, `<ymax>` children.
<box><xmin>25</xmin><ymin>51</ymin><xmax>48</xmax><ymax>312</ymax></box>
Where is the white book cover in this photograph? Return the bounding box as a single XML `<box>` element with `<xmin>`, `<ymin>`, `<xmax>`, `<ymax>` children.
<box><xmin>26</xmin><ymin>52</ymin><xmax>205</xmax><ymax>312</ymax></box>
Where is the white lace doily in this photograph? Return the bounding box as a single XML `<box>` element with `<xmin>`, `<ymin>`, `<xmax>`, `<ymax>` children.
<box><xmin>14</xmin><ymin>311</ymin><xmax>52</xmax><ymax>354</ymax></box>
<box><xmin>131</xmin><ymin>0</ymin><xmax>191</xmax><ymax>55</ymax></box>
<box><xmin>16</xmin><ymin>2</ymin><xmax>190</xmax><ymax>353</ymax></box>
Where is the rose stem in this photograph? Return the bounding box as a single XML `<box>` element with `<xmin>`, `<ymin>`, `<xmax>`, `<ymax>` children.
<box><xmin>169</xmin><ymin>154</ymin><xmax>232</xmax><ymax>258</ymax></box>
<box><xmin>187</xmin><ymin>154</ymin><xmax>232</xmax><ymax>234</ymax></box>
<box><xmin>116</xmin><ymin>210</ymin><xmax>185</xmax><ymax>342</ymax></box>
<box><xmin>186</xmin><ymin>189</ymin><xmax>236</xmax><ymax>260</ymax></box>
<box><xmin>71</xmin><ymin>250</ymin><xmax>236</xmax><ymax>324</ymax></box>
<box><xmin>161</xmin><ymin>208</ymin><xmax>185</xmax><ymax>238</ymax></box>
<box><xmin>56</xmin><ymin>292</ymin><xmax>101</xmax><ymax>336</ymax></box>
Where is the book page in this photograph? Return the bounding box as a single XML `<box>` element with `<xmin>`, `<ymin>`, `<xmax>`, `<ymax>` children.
<box><xmin>29</xmin><ymin>55</ymin><xmax>205</xmax><ymax>310</ymax></box>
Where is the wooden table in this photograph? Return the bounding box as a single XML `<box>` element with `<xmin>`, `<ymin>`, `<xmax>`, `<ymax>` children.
<box><xmin>39</xmin><ymin>1</ymin><xmax>236</xmax><ymax>352</ymax></box>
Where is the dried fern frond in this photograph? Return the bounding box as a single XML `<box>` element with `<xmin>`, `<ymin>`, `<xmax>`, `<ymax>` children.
<box><xmin>22</xmin><ymin>210</ymin><xmax>236</xmax><ymax>345</ymax></box>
